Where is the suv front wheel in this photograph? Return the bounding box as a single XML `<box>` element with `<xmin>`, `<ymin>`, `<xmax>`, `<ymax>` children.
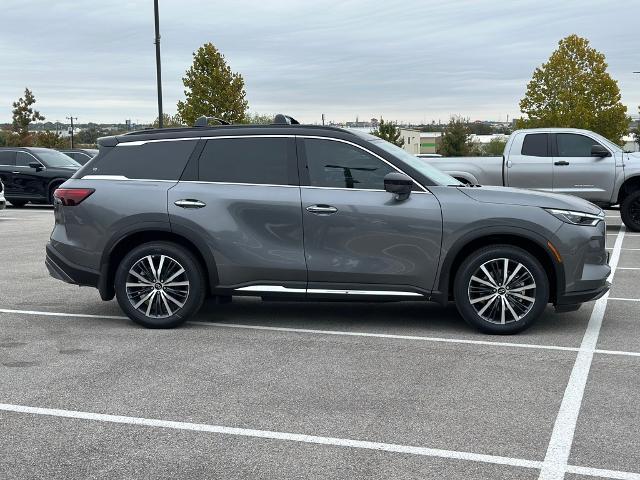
<box><xmin>453</xmin><ymin>245</ymin><xmax>549</xmax><ymax>334</ymax></box>
<box><xmin>115</xmin><ymin>242</ymin><xmax>206</xmax><ymax>328</ymax></box>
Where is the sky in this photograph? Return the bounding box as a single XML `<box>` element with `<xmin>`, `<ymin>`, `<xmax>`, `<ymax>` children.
<box><xmin>1</xmin><ymin>0</ymin><xmax>638</xmax><ymax>125</ymax></box>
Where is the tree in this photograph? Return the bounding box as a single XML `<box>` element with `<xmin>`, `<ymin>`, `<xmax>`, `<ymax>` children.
<box><xmin>518</xmin><ymin>34</ymin><xmax>628</xmax><ymax>143</ymax></box>
<box><xmin>243</xmin><ymin>112</ymin><xmax>274</xmax><ymax>124</ymax></box>
<box><xmin>482</xmin><ymin>137</ymin><xmax>508</xmax><ymax>156</ymax></box>
<box><xmin>11</xmin><ymin>88</ymin><xmax>45</xmax><ymax>145</ymax></box>
<box><xmin>177</xmin><ymin>43</ymin><xmax>248</xmax><ymax>126</ymax></box>
<box><xmin>75</xmin><ymin>123</ymin><xmax>108</xmax><ymax>146</ymax></box>
<box><xmin>632</xmin><ymin>107</ymin><xmax>640</xmax><ymax>150</ymax></box>
<box><xmin>438</xmin><ymin>116</ymin><xmax>474</xmax><ymax>156</ymax></box>
<box><xmin>152</xmin><ymin>113</ymin><xmax>185</xmax><ymax>128</ymax></box>
<box><xmin>371</xmin><ymin>118</ymin><xmax>404</xmax><ymax>147</ymax></box>
<box><xmin>35</xmin><ymin>131</ymin><xmax>67</xmax><ymax>149</ymax></box>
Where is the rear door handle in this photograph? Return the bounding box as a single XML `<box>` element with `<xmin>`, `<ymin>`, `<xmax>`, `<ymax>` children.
<box><xmin>306</xmin><ymin>204</ymin><xmax>338</xmax><ymax>214</ymax></box>
<box><xmin>174</xmin><ymin>199</ymin><xmax>206</xmax><ymax>209</ymax></box>
<box><xmin>554</xmin><ymin>161</ymin><xmax>570</xmax><ymax>166</ymax></box>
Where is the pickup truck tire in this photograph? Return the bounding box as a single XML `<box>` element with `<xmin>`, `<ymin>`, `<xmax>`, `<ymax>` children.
<box><xmin>620</xmin><ymin>190</ymin><xmax>640</xmax><ymax>232</ymax></box>
<box><xmin>453</xmin><ymin>245</ymin><xmax>549</xmax><ymax>334</ymax></box>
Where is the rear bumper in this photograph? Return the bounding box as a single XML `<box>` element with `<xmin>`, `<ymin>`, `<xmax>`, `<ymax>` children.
<box><xmin>46</xmin><ymin>243</ymin><xmax>100</xmax><ymax>287</ymax></box>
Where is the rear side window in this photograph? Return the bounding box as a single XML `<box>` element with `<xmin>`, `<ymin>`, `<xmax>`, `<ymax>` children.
<box><xmin>556</xmin><ymin>134</ymin><xmax>602</xmax><ymax>157</ymax></box>
<box><xmin>88</xmin><ymin>140</ymin><xmax>197</xmax><ymax>180</ymax></box>
<box><xmin>0</xmin><ymin>151</ymin><xmax>16</xmax><ymax>166</ymax></box>
<box><xmin>198</xmin><ymin>137</ymin><xmax>291</xmax><ymax>185</ymax></box>
<box><xmin>521</xmin><ymin>134</ymin><xmax>548</xmax><ymax>157</ymax></box>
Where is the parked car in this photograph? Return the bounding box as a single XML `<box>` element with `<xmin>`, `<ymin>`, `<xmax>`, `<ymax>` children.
<box><xmin>424</xmin><ymin>128</ymin><xmax>640</xmax><ymax>230</ymax></box>
<box><xmin>0</xmin><ymin>179</ymin><xmax>5</xmax><ymax>211</ymax></box>
<box><xmin>59</xmin><ymin>148</ymin><xmax>99</xmax><ymax>165</ymax></box>
<box><xmin>46</xmin><ymin>115</ymin><xmax>610</xmax><ymax>334</ymax></box>
<box><xmin>0</xmin><ymin>147</ymin><xmax>81</xmax><ymax>207</ymax></box>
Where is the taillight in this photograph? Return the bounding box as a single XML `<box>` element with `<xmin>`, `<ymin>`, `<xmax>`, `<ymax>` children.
<box><xmin>53</xmin><ymin>188</ymin><xmax>95</xmax><ymax>206</ymax></box>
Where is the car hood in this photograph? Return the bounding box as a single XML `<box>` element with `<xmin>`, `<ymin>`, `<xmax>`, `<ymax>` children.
<box><xmin>627</xmin><ymin>152</ymin><xmax>640</xmax><ymax>161</ymax></box>
<box><xmin>458</xmin><ymin>186</ymin><xmax>603</xmax><ymax>215</ymax></box>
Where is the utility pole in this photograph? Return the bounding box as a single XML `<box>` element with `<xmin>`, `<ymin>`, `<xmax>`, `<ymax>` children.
<box><xmin>154</xmin><ymin>0</ymin><xmax>163</xmax><ymax>128</ymax></box>
<box><xmin>321</xmin><ymin>113</ymin><xmax>325</xmax><ymax>125</ymax></box>
<box><xmin>66</xmin><ymin>116</ymin><xmax>77</xmax><ymax>148</ymax></box>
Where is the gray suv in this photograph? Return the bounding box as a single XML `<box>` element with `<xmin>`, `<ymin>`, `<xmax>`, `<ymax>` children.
<box><xmin>46</xmin><ymin>115</ymin><xmax>610</xmax><ymax>334</ymax></box>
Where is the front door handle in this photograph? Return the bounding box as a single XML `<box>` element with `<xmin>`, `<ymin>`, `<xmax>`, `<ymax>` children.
<box><xmin>554</xmin><ymin>161</ymin><xmax>570</xmax><ymax>166</ymax></box>
<box><xmin>306</xmin><ymin>204</ymin><xmax>338</xmax><ymax>214</ymax></box>
<box><xmin>12</xmin><ymin>171</ymin><xmax>20</xmax><ymax>174</ymax></box>
<box><xmin>175</xmin><ymin>199</ymin><xmax>206</xmax><ymax>209</ymax></box>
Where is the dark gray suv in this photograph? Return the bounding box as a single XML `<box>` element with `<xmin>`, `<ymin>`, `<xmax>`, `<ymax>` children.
<box><xmin>46</xmin><ymin>115</ymin><xmax>610</xmax><ymax>334</ymax></box>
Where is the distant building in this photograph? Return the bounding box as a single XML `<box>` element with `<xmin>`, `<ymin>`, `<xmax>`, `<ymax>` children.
<box><xmin>419</xmin><ymin>132</ymin><xmax>442</xmax><ymax>154</ymax></box>
<box><xmin>399</xmin><ymin>129</ymin><xmax>421</xmax><ymax>154</ymax></box>
<box><xmin>623</xmin><ymin>135</ymin><xmax>639</xmax><ymax>152</ymax></box>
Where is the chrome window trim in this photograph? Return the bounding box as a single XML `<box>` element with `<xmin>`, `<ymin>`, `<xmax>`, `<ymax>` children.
<box><xmin>0</xmin><ymin>150</ymin><xmax>45</xmax><ymax>169</ymax></box>
<box><xmin>110</xmin><ymin>134</ymin><xmax>430</xmax><ymax>191</ymax></box>
<box><xmin>180</xmin><ymin>180</ymin><xmax>298</xmax><ymax>188</ymax></box>
<box><xmin>235</xmin><ymin>285</ymin><xmax>423</xmax><ymax>297</ymax></box>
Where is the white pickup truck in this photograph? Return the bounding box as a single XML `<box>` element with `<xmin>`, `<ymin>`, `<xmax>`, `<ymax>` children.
<box><xmin>428</xmin><ymin>128</ymin><xmax>640</xmax><ymax>230</ymax></box>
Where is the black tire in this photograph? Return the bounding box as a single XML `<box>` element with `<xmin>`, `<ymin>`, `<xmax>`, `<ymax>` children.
<box><xmin>453</xmin><ymin>245</ymin><xmax>549</xmax><ymax>334</ymax></box>
<box><xmin>9</xmin><ymin>199</ymin><xmax>27</xmax><ymax>207</ymax></box>
<box><xmin>621</xmin><ymin>190</ymin><xmax>640</xmax><ymax>232</ymax></box>
<box><xmin>115</xmin><ymin>242</ymin><xmax>206</xmax><ymax>328</ymax></box>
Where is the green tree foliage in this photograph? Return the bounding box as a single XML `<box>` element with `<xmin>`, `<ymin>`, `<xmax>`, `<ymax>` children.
<box><xmin>518</xmin><ymin>34</ymin><xmax>628</xmax><ymax>143</ymax></box>
<box><xmin>152</xmin><ymin>114</ymin><xmax>185</xmax><ymax>128</ymax></box>
<box><xmin>243</xmin><ymin>112</ymin><xmax>274</xmax><ymax>124</ymax></box>
<box><xmin>371</xmin><ymin>118</ymin><xmax>404</xmax><ymax>147</ymax></box>
<box><xmin>438</xmin><ymin>116</ymin><xmax>474</xmax><ymax>156</ymax></box>
<box><xmin>76</xmin><ymin>123</ymin><xmax>108</xmax><ymax>146</ymax></box>
<box><xmin>35</xmin><ymin>130</ymin><xmax>67</xmax><ymax>148</ymax></box>
<box><xmin>482</xmin><ymin>137</ymin><xmax>508</xmax><ymax>156</ymax></box>
<box><xmin>11</xmin><ymin>88</ymin><xmax>44</xmax><ymax>145</ymax></box>
<box><xmin>177</xmin><ymin>43</ymin><xmax>248</xmax><ymax>126</ymax></box>
<box><xmin>632</xmin><ymin>107</ymin><xmax>640</xmax><ymax>150</ymax></box>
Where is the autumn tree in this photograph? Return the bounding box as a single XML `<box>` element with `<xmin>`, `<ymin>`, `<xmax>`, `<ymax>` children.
<box><xmin>438</xmin><ymin>116</ymin><xmax>474</xmax><ymax>156</ymax></box>
<box><xmin>372</xmin><ymin>118</ymin><xmax>404</xmax><ymax>147</ymax></box>
<box><xmin>177</xmin><ymin>43</ymin><xmax>248</xmax><ymax>126</ymax></box>
<box><xmin>35</xmin><ymin>130</ymin><xmax>67</xmax><ymax>148</ymax></box>
<box><xmin>11</xmin><ymin>88</ymin><xmax>45</xmax><ymax>145</ymax></box>
<box><xmin>518</xmin><ymin>34</ymin><xmax>628</xmax><ymax>143</ymax></box>
<box><xmin>152</xmin><ymin>113</ymin><xmax>185</xmax><ymax>128</ymax></box>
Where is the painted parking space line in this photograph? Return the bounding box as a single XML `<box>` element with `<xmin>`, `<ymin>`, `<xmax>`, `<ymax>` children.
<box><xmin>608</xmin><ymin>297</ymin><xmax>640</xmax><ymax>302</ymax></box>
<box><xmin>3</xmin><ymin>306</ymin><xmax>640</xmax><ymax>359</ymax></box>
<box><xmin>538</xmin><ymin>226</ymin><xmax>626</xmax><ymax>480</ymax></box>
<box><xmin>617</xmin><ymin>267</ymin><xmax>640</xmax><ymax>270</ymax></box>
<box><xmin>0</xmin><ymin>402</ymin><xmax>638</xmax><ymax>480</ymax></box>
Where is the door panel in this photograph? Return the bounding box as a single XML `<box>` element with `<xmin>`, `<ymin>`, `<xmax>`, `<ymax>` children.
<box><xmin>301</xmin><ymin>188</ymin><xmax>442</xmax><ymax>292</ymax></box>
<box><xmin>168</xmin><ymin>183</ymin><xmax>306</xmax><ymax>287</ymax></box>
<box><xmin>506</xmin><ymin>132</ymin><xmax>553</xmax><ymax>191</ymax></box>
<box><xmin>552</xmin><ymin>133</ymin><xmax>615</xmax><ymax>202</ymax></box>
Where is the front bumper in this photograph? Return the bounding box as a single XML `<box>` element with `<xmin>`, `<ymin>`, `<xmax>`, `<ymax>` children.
<box><xmin>46</xmin><ymin>243</ymin><xmax>100</xmax><ymax>287</ymax></box>
<box><xmin>556</xmin><ymin>281</ymin><xmax>610</xmax><ymax>306</ymax></box>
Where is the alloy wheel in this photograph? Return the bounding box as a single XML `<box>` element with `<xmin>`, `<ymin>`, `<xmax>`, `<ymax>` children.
<box><xmin>467</xmin><ymin>258</ymin><xmax>536</xmax><ymax>325</ymax></box>
<box><xmin>126</xmin><ymin>254</ymin><xmax>190</xmax><ymax>318</ymax></box>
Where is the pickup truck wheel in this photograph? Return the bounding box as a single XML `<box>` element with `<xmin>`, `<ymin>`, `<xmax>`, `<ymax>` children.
<box><xmin>453</xmin><ymin>245</ymin><xmax>549</xmax><ymax>334</ymax></box>
<box><xmin>620</xmin><ymin>191</ymin><xmax>640</xmax><ymax>232</ymax></box>
<box><xmin>114</xmin><ymin>242</ymin><xmax>206</xmax><ymax>328</ymax></box>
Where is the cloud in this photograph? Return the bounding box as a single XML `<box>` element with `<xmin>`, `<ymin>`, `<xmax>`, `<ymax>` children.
<box><xmin>0</xmin><ymin>0</ymin><xmax>637</xmax><ymax>124</ymax></box>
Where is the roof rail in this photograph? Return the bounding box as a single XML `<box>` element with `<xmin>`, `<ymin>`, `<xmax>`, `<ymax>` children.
<box><xmin>273</xmin><ymin>114</ymin><xmax>300</xmax><ymax>125</ymax></box>
<box><xmin>194</xmin><ymin>116</ymin><xmax>230</xmax><ymax>127</ymax></box>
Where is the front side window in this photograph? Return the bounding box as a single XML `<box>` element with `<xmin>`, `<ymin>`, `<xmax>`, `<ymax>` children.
<box><xmin>304</xmin><ymin>138</ymin><xmax>394</xmax><ymax>190</ymax></box>
<box><xmin>16</xmin><ymin>152</ymin><xmax>36</xmax><ymax>167</ymax></box>
<box><xmin>199</xmin><ymin>137</ymin><xmax>290</xmax><ymax>185</ymax></box>
<box><xmin>557</xmin><ymin>134</ymin><xmax>603</xmax><ymax>157</ymax></box>
<box><xmin>521</xmin><ymin>133</ymin><xmax>549</xmax><ymax>157</ymax></box>
<box><xmin>90</xmin><ymin>140</ymin><xmax>197</xmax><ymax>180</ymax></box>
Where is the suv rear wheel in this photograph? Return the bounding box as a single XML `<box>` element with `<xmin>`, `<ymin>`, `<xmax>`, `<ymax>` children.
<box><xmin>453</xmin><ymin>245</ymin><xmax>549</xmax><ymax>334</ymax></box>
<box><xmin>9</xmin><ymin>199</ymin><xmax>27</xmax><ymax>207</ymax></box>
<box><xmin>115</xmin><ymin>242</ymin><xmax>205</xmax><ymax>328</ymax></box>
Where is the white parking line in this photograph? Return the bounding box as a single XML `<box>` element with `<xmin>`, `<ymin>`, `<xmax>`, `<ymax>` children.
<box><xmin>608</xmin><ymin>297</ymin><xmax>640</xmax><ymax>302</ymax></box>
<box><xmin>538</xmin><ymin>226</ymin><xmax>626</xmax><ymax>480</ymax></box>
<box><xmin>617</xmin><ymin>267</ymin><xmax>640</xmax><ymax>270</ymax></box>
<box><xmin>0</xmin><ymin>402</ymin><xmax>638</xmax><ymax>479</ymax></box>
<box><xmin>2</xmin><ymin>307</ymin><xmax>640</xmax><ymax>358</ymax></box>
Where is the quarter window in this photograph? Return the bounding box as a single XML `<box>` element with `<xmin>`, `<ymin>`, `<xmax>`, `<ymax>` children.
<box><xmin>521</xmin><ymin>134</ymin><xmax>549</xmax><ymax>157</ymax></box>
<box><xmin>304</xmin><ymin>139</ymin><xmax>395</xmax><ymax>190</ymax></box>
<box><xmin>556</xmin><ymin>134</ymin><xmax>603</xmax><ymax>157</ymax></box>
<box><xmin>89</xmin><ymin>140</ymin><xmax>197</xmax><ymax>180</ymax></box>
<box><xmin>198</xmin><ymin>137</ymin><xmax>291</xmax><ymax>185</ymax></box>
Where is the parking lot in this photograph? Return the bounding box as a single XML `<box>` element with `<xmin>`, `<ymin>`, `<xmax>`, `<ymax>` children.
<box><xmin>0</xmin><ymin>205</ymin><xmax>638</xmax><ymax>479</ymax></box>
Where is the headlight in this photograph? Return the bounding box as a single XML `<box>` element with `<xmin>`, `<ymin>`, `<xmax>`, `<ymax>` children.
<box><xmin>544</xmin><ymin>208</ymin><xmax>604</xmax><ymax>226</ymax></box>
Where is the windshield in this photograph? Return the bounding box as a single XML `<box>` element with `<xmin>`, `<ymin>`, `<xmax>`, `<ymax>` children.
<box><xmin>370</xmin><ymin>139</ymin><xmax>462</xmax><ymax>186</ymax></box>
<box><xmin>36</xmin><ymin>150</ymin><xmax>81</xmax><ymax>168</ymax></box>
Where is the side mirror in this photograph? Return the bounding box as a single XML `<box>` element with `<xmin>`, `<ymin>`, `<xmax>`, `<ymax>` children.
<box><xmin>384</xmin><ymin>172</ymin><xmax>413</xmax><ymax>200</ymax></box>
<box><xmin>29</xmin><ymin>161</ymin><xmax>43</xmax><ymax>171</ymax></box>
<box><xmin>591</xmin><ymin>145</ymin><xmax>610</xmax><ymax>157</ymax></box>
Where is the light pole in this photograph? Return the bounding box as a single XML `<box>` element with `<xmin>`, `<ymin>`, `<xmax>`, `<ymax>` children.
<box><xmin>154</xmin><ymin>0</ymin><xmax>163</xmax><ymax>128</ymax></box>
<box><xmin>66</xmin><ymin>116</ymin><xmax>77</xmax><ymax>148</ymax></box>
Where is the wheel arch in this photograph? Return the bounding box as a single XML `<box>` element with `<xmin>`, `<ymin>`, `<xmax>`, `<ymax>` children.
<box><xmin>99</xmin><ymin>227</ymin><xmax>219</xmax><ymax>301</ymax></box>
<box><xmin>434</xmin><ymin>229</ymin><xmax>561</xmax><ymax>304</ymax></box>
<box><xmin>47</xmin><ymin>178</ymin><xmax>69</xmax><ymax>202</ymax></box>
<box><xmin>617</xmin><ymin>175</ymin><xmax>640</xmax><ymax>205</ymax></box>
